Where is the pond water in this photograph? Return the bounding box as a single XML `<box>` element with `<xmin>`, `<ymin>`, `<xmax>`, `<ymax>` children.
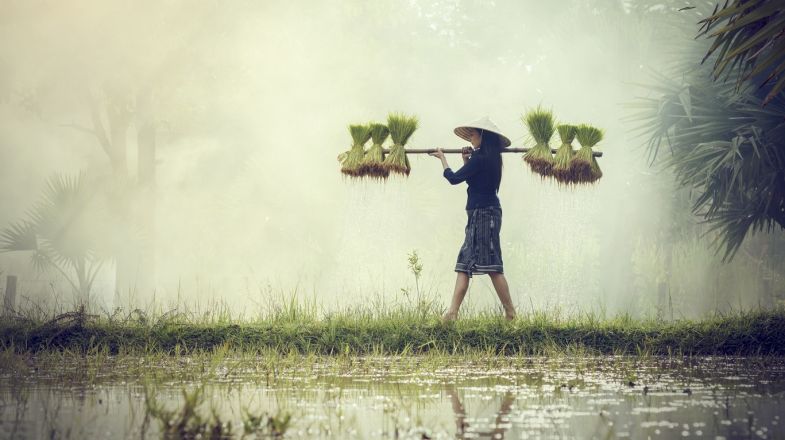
<box><xmin>1</xmin><ymin>355</ymin><xmax>783</xmax><ymax>439</ymax></box>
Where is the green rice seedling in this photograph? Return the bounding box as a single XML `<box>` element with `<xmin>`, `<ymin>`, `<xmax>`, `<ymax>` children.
<box><xmin>382</xmin><ymin>112</ymin><xmax>418</xmax><ymax>176</ymax></box>
<box><xmin>572</xmin><ymin>124</ymin><xmax>604</xmax><ymax>183</ymax></box>
<box><xmin>552</xmin><ymin>124</ymin><xmax>577</xmax><ymax>184</ymax></box>
<box><xmin>340</xmin><ymin>124</ymin><xmax>372</xmax><ymax>177</ymax></box>
<box><xmin>358</xmin><ymin>123</ymin><xmax>390</xmax><ymax>179</ymax></box>
<box><xmin>522</xmin><ymin>107</ymin><xmax>556</xmax><ymax>176</ymax></box>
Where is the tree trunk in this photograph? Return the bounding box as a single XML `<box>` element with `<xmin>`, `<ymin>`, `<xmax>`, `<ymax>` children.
<box><xmin>4</xmin><ymin>275</ymin><xmax>16</xmax><ymax>315</ymax></box>
<box><xmin>135</xmin><ymin>87</ymin><xmax>157</xmax><ymax>304</ymax></box>
<box><xmin>657</xmin><ymin>241</ymin><xmax>672</xmax><ymax>321</ymax></box>
<box><xmin>76</xmin><ymin>257</ymin><xmax>89</xmax><ymax>307</ymax></box>
<box><xmin>759</xmin><ymin>239</ymin><xmax>773</xmax><ymax>309</ymax></box>
<box><xmin>102</xmin><ymin>90</ymin><xmax>142</xmax><ymax>306</ymax></box>
<box><xmin>106</xmin><ymin>90</ymin><xmax>131</xmax><ymax>179</ymax></box>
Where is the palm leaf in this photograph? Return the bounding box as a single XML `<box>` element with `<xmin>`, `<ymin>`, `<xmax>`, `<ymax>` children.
<box><xmin>0</xmin><ymin>220</ymin><xmax>38</xmax><ymax>251</ymax></box>
<box><xmin>697</xmin><ymin>0</ymin><xmax>785</xmax><ymax>105</ymax></box>
<box><xmin>628</xmin><ymin>61</ymin><xmax>785</xmax><ymax>260</ymax></box>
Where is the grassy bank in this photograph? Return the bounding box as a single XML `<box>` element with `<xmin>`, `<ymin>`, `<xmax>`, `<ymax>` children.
<box><xmin>2</xmin><ymin>305</ymin><xmax>784</xmax><ymax>356</ymax></box>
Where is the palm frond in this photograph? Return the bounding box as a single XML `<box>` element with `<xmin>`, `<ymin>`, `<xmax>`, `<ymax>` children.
<box><xmin>30</xmin><ymin>249</ymin><xmax>53</xmax><ymax>272</ymax></box>
<box><xmin>628</xmin><ymin>64</ymin><xmax>785</xmax><ymax>260</ymax></box>
<box><xmin>697</xmin><ymin>0</ymin><xmax>785</xmax><ymax>106</ymax></box>
<box><xmin>0</xmin><ymin>220</ymin><xmax>38</xmax><ymax>251</ymax></box>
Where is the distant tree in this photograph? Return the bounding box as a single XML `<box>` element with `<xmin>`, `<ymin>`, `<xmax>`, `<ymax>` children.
<box><xmin>0</xmin><ymin>1</ymin><xmax>229</xmax><ymax>302</ymax></box>
<box><xmin>630</xmin><ymin>1</ymin><xmax>785</xmax><ymax>261</ymax></box>
<box><xmin>0</xmin><ymin>173</ymin><xmax>118</xmax><ymax>305</ymax></box>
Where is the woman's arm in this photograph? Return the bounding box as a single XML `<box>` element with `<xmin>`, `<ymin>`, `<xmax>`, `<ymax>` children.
<box><xmin>429</xmin><ymin>147</ymin><xmax>481</xmax><ymax>184</ymax></box>
<box><xmin>429</xmin><ymin>148</ymin><xmax>451</xmax><ymax>170</ymax></box>
<box><xmin>443</xmin><ymin>155</ymin><xmax>481</xmax><ymax>185</ymax></box>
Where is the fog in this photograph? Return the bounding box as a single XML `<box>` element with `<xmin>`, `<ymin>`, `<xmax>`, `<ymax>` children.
<box><xmin>0</xmin><ymin>1</ymin><xmax>775</xmax><ymax>318</ymax></box>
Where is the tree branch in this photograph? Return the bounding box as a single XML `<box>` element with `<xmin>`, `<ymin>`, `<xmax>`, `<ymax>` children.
<box><xmin>60</xmin><ymin>122</ymin><xmax>99</xmax><ymax>137</ymax></box>
<box><xmin>88</xmin><ymin>94</ymin><xmax>113</xmax><ymax>156</ymax></box>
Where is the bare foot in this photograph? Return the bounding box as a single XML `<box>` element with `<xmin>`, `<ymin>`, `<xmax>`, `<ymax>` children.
<box><xmin>442</xmin><ymin>311</ymin><xmax>458</xmax><ymax>322</ymax></box>
<box><xmin>504</xmin><ymin>311</ymin><xmax>516</xmax><ymax>321</ymax></box>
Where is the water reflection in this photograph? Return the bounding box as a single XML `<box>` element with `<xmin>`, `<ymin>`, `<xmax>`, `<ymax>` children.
<box><xmin>1</xmin><ymin>356</ymin><xmax>784</xmax><ymax>439</ymax></box>
<box><xmin>445</xmin><ymin>384</ymin><xmax>515</xmax><ymax>439</ymax></box>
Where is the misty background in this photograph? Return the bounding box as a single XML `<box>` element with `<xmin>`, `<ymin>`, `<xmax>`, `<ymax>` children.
<box><xmin>1</xmin><ymin>0</ymin><xmax>779</xmax><ymax>318</ymax></box>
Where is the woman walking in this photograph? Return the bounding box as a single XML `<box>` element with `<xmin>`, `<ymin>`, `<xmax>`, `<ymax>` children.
<box><xmin>429</xmin><ymin>116</ymin><xmax>517</xmax><ymax>322</ymax></box>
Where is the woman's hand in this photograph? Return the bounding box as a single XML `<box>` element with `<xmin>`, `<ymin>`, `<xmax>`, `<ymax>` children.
<box><xmin>461</xmin><ymin>146</ymin><xmax>473</xmax><ymax>164</ymax></box>
<box><xmin>429</xmin><ymin>148</ymin><xmax>450</xmax><ymax>170</ymax></box>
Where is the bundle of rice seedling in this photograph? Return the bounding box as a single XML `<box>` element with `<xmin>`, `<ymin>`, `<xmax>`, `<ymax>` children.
<box><xmin>522</xmin><ymin>107</ymin><xmax>556</xmax><ymax>176</ymax></box>
<box><xmin>340</xmin><ymin>124</ymin><xmax>372</xmax><ymax>177</ymax></box>
<box><xmin>358</xmin><ymin>123</ymin><xmax>390</xmax><ymax>179</ymax></box>
<box><xmin>572</xmin><ymin>124</ymin><xmax>604</xmax><ymax>183</ymax></box>
<box><xmin>382</xmin><ymin>112</ymin><xmax>418</xmax><ymax>176</ymax></box>
<box><xmin>552</xmin><ymin>124</ymin><xmax>577</xmax><ymax>184</ymax></box>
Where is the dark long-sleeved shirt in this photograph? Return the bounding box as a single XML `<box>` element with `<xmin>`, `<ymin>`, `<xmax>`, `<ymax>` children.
<box><xmin>443</xmin><ymin>152</ymin><xmax>501</xmax><ymax>210</ymax></box>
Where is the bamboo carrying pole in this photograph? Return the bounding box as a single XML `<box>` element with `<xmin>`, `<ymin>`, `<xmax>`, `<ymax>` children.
<box><xmin>382</xmin><ymin>147</ymin><xmax>603</xmax><ymax>157</ymax></box>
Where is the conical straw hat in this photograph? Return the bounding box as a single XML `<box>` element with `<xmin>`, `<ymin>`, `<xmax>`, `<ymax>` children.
<box><xmin>454</xmin><ymin>116</ymin><xmax>512</xmax><ymax>148</ymax></box>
